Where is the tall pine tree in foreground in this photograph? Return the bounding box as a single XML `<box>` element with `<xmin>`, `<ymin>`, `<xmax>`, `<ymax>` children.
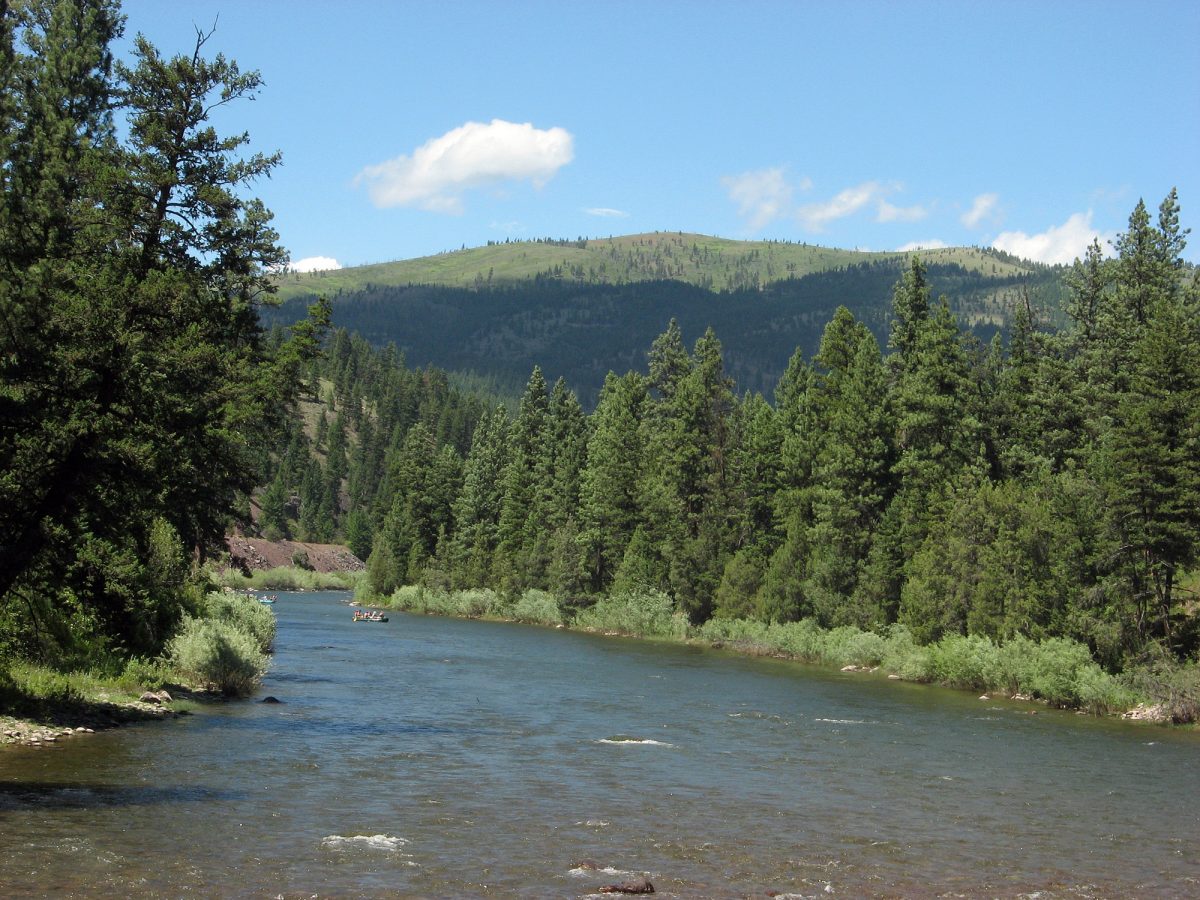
<box><xmin>0</xmin><ymin>2</ymin><xmax>323</xmax><ymax>659</ymax></box>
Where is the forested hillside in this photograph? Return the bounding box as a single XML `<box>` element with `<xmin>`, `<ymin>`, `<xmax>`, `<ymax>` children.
<box><xmin>264</xmin><ymin>252</ymin><xmax>1066</xmax><ymax>402</ymax></box>
<box><xmin>262</xmin><ymin>192</ymin><xmax>1199</xmax><ymax>703</ymax></box>
<box><xmin>273</xmin><ymin>232</ymin><xmax>1041</xmax><ymax>299</ymax></box>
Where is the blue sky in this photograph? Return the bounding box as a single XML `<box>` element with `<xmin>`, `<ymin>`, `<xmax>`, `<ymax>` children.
<box><xmin>120</xmin><ymin>0</ymin><xmax>1199</xmax><ymax>271</ymax></box>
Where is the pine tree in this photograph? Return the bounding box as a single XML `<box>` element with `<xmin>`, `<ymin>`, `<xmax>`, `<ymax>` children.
<box><xmin>579</xmin><ymin>372</ymin><xmax>648</xmax><ymax>591</ymax></box>
<box><xmin>0</xmin><ymin>6</ymin><xmax>326</xmax><ymax>650</ymax></box>
<box><xmin>449</xmin><ymin>406</ymin><xmax>509</xmax><ymax>587</ymax></box>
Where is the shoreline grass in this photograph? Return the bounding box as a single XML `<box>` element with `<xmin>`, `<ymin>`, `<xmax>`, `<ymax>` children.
<box><xmin>212</xmin><ymin>566</ymin><xmax>360</xmax><ymax>592</ymax></box>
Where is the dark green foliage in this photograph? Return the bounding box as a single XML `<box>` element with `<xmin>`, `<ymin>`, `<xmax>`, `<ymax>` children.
<box><xmin>262</xmin><ymin>258</ymin><xmax>1066</xmax><ymax>405</ymax></box>
<box><xmin>0</xmin><ymin>3</ymin><xmax>326</xmax><ymax>664</ymax></box>
<box><xmin>280</xmin><ymin>192</ymin><xmax>1195</xmax><ymax>680</ymax></box>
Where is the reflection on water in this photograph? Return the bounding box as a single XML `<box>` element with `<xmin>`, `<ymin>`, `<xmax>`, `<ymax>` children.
<box><xmin>1</xmin><ymin>590</ymin><xmax>1198</xmax><ymax>898</ymax></box>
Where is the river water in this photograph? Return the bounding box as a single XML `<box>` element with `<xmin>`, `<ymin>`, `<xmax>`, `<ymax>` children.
<box><xmin>1</xmin><ymin>591</ymin><xmax>1197</xmax><ymax>898</ymax></box>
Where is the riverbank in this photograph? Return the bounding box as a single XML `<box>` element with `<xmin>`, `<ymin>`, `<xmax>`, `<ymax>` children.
<box><xmin>367</xmin><ymin>583</ymin><xmax>1195</xmax><ymax>725</ymax></box>
<box><xmin>2</xmin><ymin>589</ymin><xmax>277</xmax><ymax>749</ymax></box>
<box><xmin>0</xmin><ymin>675</ymin><xmax>208</xmax><ymax>748</ymax></box>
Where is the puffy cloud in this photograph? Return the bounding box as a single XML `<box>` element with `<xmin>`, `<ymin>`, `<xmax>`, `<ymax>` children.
<box><xmin>962</xmin><ymin>192</ymin><xmax>999</xmax><ymax>228</ymax></box>
<box><xmin>896</xmin><ymin>239</ymin><xmax>948</xmax><ymax>252</ymax></box>
<box><xmin>356</xmin><ymin>119</ymin><xmax>574</xmax><ymax>214</ymax></box>
<box><xmin>796</xmin><ymin>181</ymin><xmax>886</xmax><ymax>231</ymax></box>
<box><xmin>877</xmin><ymin>199</ymin><xmax>928</xmax><ymax>223</ymax></box>
<box><xmin>992</xmin><ymin>211</ymin><xmax>1109</xmax><ymax>265</ymax></box>
<box><xmin>291</xmin><ymin>255</ymin><xmax>342</xmax><ymax>273</ymax></box>
<box><xmin>722</xmin><ymin>167</ymin><xmax>802</xmax><ymax>231</ymax></box>
<box><xmin>584</xmin><ymin>207</ymin><xmax>629</xmax><ymax>218</ymax></box>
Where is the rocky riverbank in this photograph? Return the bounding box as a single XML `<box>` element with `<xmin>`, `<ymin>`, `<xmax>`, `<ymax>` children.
<box><xmin>1</xmin><ymin>688</ymin><xmax>208</xmax><ymax>749</ymax></box>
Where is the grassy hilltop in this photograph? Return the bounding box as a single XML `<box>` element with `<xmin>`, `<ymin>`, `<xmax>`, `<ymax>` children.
<box><xmin>275</xmin><ymin>232</ymin><xmax>1044</xmax><ymax>300</ymax></box>
<box><xmin>267</xmin><ymin>233</ymin><xmax>1064</xmax><ymax>403</ymax></box>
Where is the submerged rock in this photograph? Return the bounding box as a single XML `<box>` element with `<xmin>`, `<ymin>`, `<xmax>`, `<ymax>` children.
<box><xmin>598</xmin><ymin>876</ymin><xmax>655</xmax><ymax>894</ymax></box>
<box><xmin>261</xmin><ymin>696</ymin><xmax>282</xmax><ymax>704</ymax></box>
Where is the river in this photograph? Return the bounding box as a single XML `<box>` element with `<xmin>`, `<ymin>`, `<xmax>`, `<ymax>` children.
<box><xmin>1</xmin><ymin>590</ymin><xmax>1197</xmax><ymax>897</ymax></box>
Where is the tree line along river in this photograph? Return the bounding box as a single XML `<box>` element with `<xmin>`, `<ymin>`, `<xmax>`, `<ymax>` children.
<box><xmin>1</xmin><ymin>590</ymin><xmax>1197</xmax><ymax>897</ymax></box>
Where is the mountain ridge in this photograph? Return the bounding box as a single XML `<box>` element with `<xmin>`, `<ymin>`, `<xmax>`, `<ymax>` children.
<box><xmin>264</xmin><ymin>241</ymin><xmax>1067</xmax><ymax>404</ymax></box>
<box><xmin>274</xmin><ymin>231</ymin><xmax>1051</xmax><ymax>301</ymax></box>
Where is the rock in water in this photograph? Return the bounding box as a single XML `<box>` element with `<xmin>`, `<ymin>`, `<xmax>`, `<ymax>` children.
<box><xmin>261</xmin><ymin>696</ymin><xmax>282</xmax><ymax>704</ymax></box>
<box><xmin>598</xmin><ymin>876</ymin><xmax>654</xmax><ymax>894</ymax></box>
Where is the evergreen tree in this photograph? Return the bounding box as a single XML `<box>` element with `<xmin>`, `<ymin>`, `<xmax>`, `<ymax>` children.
<box><xmin>805</xmin><ymin>311</ymin><xmax>893</xmax><ymax>626</ymax></box>
<box><xmin>579</xmin><ymin>372</ymin><xmax>648</xmax><ymax>591</ymax></box>
<box><xmin>449</xmin><ymin>407</ymin><xmax>509</xmax><ymax>587</ymax></box>
<box><xmin>0</xmin><ymin>6</ymin><xmax>325</xmax><ymax>653</ymax></box>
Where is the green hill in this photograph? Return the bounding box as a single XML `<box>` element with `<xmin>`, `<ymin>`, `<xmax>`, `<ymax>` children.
<box><xmin>265</xmin><ymin>235</ymin><xmax>1066</xmax><ymax>405</ymax></box>
<box><xmin>274</xmin><ymin>232</ymin><xmax>1043</xmax><ymax>300</ymax></box>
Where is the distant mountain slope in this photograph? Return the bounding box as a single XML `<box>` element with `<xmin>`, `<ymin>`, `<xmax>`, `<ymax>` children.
<box><xmin>265</xmin><ymin>239</ymin><xmax>1066</xmax><ymax>404</ymax></box>
<box><xmin>275</xmin><ymin>232</ymin><xmax>1045</xmax><ymax>300</ymax></box>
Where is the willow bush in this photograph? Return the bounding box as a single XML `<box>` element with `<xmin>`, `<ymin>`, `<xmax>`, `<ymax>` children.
<box><xmin>167</xmin><ymin>617</ymin><xmax>267</xmax><ymax>697</ymax></box>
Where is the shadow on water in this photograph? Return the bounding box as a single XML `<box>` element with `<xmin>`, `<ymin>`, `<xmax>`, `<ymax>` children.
<box><xmin>0</xmin><ymin>780</ymin><xmax>243</xmax><ymax>810</ymax></box>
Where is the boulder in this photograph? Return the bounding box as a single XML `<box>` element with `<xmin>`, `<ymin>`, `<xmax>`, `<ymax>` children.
<box><xmin>261</xmin><ymin>696</ymin><xmax>282</xmax><ymax>704</ymax></box>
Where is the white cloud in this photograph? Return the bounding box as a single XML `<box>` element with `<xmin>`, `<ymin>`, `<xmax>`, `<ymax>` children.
<box><xmin>896</xmin><ymin>239</ymin><xmax>948</xmax><ymax>252</ymax></box>
<box><xmin>877</xmin><ymin>199</ymin><xmax>928</xmax><ymax>223</ymax></box>
<box><xmin>355</xmin><ymin>119</ymin><xmax>574</xmax><ymax>214</ymax></box>
<box><xmin>797</xmin><ymin>181</ymin><xmax>887</xmax><ymax>231</ymax></box>
<box><xmin>584</xmin><ymin>207</ymin><xmax>629</xmax><ymax>218</ymax></box>
<box><xmin>721</xmin><ymin>167</ymin><xmax>802</xmax><ymax>231</ymax></box>
<box><xmin>291</xmin><ymin>255</ymin><xmax>342</xmax><ymax>273</ymax></box>
<box><xmin>962</xmin><ymin>193</ymin><xmax>999</xmax><ymax>228</ymax></box>
<box><xmin>992</xmin><ymin>211</ymin><xmax>1109</xmax><ymax>265</ymax></box>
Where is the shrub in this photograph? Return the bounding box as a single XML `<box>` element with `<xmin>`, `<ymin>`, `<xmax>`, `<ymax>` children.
<box><xmin>454</xmin><ymin>588</ymin><xmax>502</xmax><ymax>618</ymax></box>
<box><xmin>118</xmin><ymin>656</ymin><xmax>171</xmax><ymax>693</ymax></box>
<box><xmin>204</xmin><ymin>592</ymin><xmax>276</xmax><ymax>653</ymax></box>
<box><xmin>695</xmin><ymin>617</ymin><xmax>773</xmax><ymax>652</ymax></box>
<box><xmin>769</xmin><ymin>619</ymin><xmax>827</xmax><ymax>662</ymax></box>
<box><xmin>511</xmin><ymin>589</ymin><xmax>563</xmax><ymax>626</ymax></box>
<box><xmin>385</xmin><ymin>584</ymin><xmax>424</xmax><ymax>611</ymax></box>
<box><xmin>1075</xmin><ymin>663</ymin><xmax>1141</xmax><ymax>716</ymax></box>
<box><xmin>1123</xmin><ymin>661</ymin><xmax>1200</xmax><ymax>723</ymax></box>
<box><xmin>825</xmin><ymin>626</ymin><xmax>888</xmax><ymax>667</ymax></box>
<box><xmin>997</xmin><ymin>636</ymin><xmax>1094</xmax><ymax>706</ymax></box>
<box><xmin>167</xmin><ymin>617</ymin><xmax>267</xmax><ymax>697</ymax></box>
<box><xmin>576</xmin><ymin>588</ymin><xmax>688</xmax><ymax>639</ymax></box>
<box><xmin>928</xmin><ymin>633</ymin><xmax>1002</xmax><ymax>690</ymax></box>
<box><xmin>878</xmin><ymin>625</ymin><xmax>935</xmax><ymax>681</ymax></box>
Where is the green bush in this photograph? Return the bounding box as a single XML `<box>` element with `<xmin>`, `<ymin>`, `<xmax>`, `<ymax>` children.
<box><xmin>1075</xmin><ymin>663</ymin><xmax>1141</xmax><ymax>716</ymax></box>
<box><xmin>511</xmin><ymin>589</ymin><xmax>563</xmax><ymax>626</ymax></box>
<box><xmin>167</xmin><ymin>617</ymin><xmax>267</xmax><ymax>697</ymax></box>
<box><xmin>769</xmin><ymin>619</ymin><xmax>827</xmax><ymax>662</ymax></box>
<box><xmin>118</xmin><ymin>656</ymin><xmax>171</xmax><ymax>692</ymax></box>
<box><xmin>997</xmin><ymin>636</ymin><xmax>1095</xmax><ymax>706</ymax></box>
<box><xmin>826</xmin><ymin>626</ymin><xmax>888</xmax><ymax>667</ymax></box>
<box><xmin>203</xmin><ymin>591</ymin><xmax>276</xmax><ymax>653</ymax></box>
<box><xmin>695</xmin><ymin>617</ymin><xmax>773</xmax><ymax>652</ymax></box>
<box><xmin>385</xmin><ymin>584</ymin><xmax>424</xmax><ymax>610</ymax></box>
<box><xmin>879</xmin><ymin>625</ymin><xmax>935</xmax><ymax>681</ymax></box>
<box><xmin>454</xmin><ymin>588</ymin><xmax>503</xmax><ymax>618</ymax></box>
<box><xmin>928</xmin><ymin>634</ymin><xmax>1002</xmax><ymax>690</ymax></box>
<box><xmin>576</xmin><ymin>588</ymin><xmax>688</xmax><ymax>639</ymax></box>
